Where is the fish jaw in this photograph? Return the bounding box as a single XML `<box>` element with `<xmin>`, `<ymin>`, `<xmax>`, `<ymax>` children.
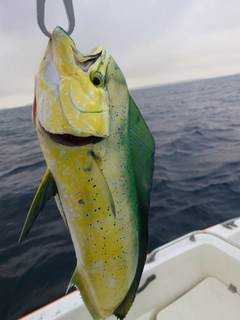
<box><xmin>34</xmin><ymin>26</ymin><xmax>110</xmax><ymax>138</ymax></box>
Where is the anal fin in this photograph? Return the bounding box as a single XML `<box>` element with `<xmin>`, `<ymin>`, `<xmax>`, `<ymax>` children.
<box><xmin>68</xmin><ymin>267</ymin><xmax>100</xmax><ymax>320</ymax></box>
<box><xmin>19</xmin><ymin>168</ymin><xmax>58</xmax><ymax>242</ymax></box>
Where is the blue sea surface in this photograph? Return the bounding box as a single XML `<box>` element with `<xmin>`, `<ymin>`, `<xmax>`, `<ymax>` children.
<box><xmin>1</xmin><ymin>74</ymin><xmax>240</xmax><ymax>319</ymax></box>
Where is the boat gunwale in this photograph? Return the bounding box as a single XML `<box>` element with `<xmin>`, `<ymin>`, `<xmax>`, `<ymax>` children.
<box><xmin>146</xmin><ymin>217</ymin><xmax>240</xmax><ymax>263</ymax></box>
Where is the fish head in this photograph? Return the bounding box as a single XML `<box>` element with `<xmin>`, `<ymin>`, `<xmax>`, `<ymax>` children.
<box><xmin>34</xmin><ymin>26</ymin><xmax>123</xmax><ymax>146</ymax></box>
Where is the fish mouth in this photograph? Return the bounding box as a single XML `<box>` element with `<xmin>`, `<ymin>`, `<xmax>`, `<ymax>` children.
<box><xmin>41</xmin><ymin>125</ymin><xmax>102</xmax><ymax>147</ymax></box>
<box><xmin>73</xmin><ymin>49</ymin><xmax>102</xmax><ymax>72</ymax></box>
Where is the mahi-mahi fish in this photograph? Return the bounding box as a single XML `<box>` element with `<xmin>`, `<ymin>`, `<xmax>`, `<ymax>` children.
<box><xmin>19</xmin><ymin>26</ymin><xmax>154</xmax><ymax>320</ymax></box>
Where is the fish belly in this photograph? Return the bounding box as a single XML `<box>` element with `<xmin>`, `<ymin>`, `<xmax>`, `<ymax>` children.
<box><xmin>39</xmin><ymin>134</ymin><xmax>139</xmax><ymax>319</ymax></box>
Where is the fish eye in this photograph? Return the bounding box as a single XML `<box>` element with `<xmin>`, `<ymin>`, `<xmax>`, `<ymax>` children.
<box><xmin>90</xmin><ymin>72</ymin><xmax>104</xmax><ymax>87</ymax></box>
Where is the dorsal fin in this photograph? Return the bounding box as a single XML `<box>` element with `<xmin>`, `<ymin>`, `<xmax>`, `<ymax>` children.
<box><xmin>114</xmin><ymin>95</ymin><xmax>155</xmax><ymax>319</ymax></box>
<box><xmin>19</xmin><ymin>168</ymin><xmax>58</xmax><ymax>242</ymax></box>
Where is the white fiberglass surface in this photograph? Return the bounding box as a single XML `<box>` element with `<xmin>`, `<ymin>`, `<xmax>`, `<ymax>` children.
<box><xmin>20</xmin><ymin>232</ymin><xmax>240</xmax><ymax>320</ymax></box>
<box><xmin>157</xmin><ymin>277</ymin><xmax>240</xmax><ymax>320</ymax></box>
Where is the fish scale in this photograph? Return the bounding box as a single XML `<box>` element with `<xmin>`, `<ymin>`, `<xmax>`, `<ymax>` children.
<box><xmin>19</xmin><ymin>26</ymin><xmax>155</xmax><ymax>320</ymax></box>
<box><xmin>38</xmin><ymin>118</ymin><xmax>139</xmax><ymax>319</ymax></box>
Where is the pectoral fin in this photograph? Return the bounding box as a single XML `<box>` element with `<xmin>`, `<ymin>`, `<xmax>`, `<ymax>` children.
<box><xmin>19</xmin><ymin>168</ymin><xmax>58</xmax><ymax>242</ymax></box>
<box><xmin>55</xmin><ymin>194</ymin><xmax>69</xmax><ymax>230</ymax></box>
<box><xmin>89</xmin><ymin>156</ymin><xmax>116</xmax><ymax>218</ymax></box>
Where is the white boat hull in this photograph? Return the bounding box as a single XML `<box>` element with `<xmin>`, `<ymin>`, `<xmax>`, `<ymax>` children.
<box><xmin>20</xmin><ymin>218</ymin><xmax>240</xmax><ymax>320</ymax></box>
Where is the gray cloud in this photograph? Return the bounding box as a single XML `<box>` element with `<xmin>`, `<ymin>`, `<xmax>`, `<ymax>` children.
<box><xmin>1</xmin><ymin>0</ymin><xmax>240</xmax><ymax>108</ymax></box>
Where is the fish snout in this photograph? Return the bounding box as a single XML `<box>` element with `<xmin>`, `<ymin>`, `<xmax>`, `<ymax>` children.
<box><xmin>35</xmin><ymin>27</ymin><xmax>110</xmax><ymax>138</ymax></box>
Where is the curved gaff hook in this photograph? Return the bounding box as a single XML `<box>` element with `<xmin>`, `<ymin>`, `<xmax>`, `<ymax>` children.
<box><xmin>36</xmin><ymin>0</ymin><xmax>75</xmax><ymax>38</ymax></box>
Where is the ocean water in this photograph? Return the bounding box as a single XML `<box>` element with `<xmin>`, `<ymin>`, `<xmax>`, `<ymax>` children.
<box><xmin>1</xmin><ymin>74</ymin><xmax>240</xmax><ymax>319</ymax></box>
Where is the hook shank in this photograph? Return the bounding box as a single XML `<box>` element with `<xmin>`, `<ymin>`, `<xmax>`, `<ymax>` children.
<box><xmin>36</xmin><ymin>0</ymin><xmax>75</xmax><ymax>38</ymax></box>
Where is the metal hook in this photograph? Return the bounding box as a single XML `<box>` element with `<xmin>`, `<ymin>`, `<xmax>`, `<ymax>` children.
<box><xmin>36</xmin><ymin>0</ymin><xmax>75</xmax><ymax>38</ymax></box>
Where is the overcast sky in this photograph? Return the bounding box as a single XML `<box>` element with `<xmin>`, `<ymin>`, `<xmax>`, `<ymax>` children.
<box><xmin>1</xmin><ymin>0</ymin><xmax>240</xmax><ymax>109</ymax></box>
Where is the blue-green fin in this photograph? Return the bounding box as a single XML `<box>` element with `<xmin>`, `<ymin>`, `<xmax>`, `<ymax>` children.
<box><xmin>114</xmin><ymin>95</ymin><xmax>155</xmax><ymax>319</ymax></box>
<box><xmin>128</xmin><ymin>95</ymin><xmax>155</xmax><ymax>210</ymax></box>
<box><xmin>19</xmin><ymin>168</ymin><xmax>58</xmax><ymax>242</ymax></box>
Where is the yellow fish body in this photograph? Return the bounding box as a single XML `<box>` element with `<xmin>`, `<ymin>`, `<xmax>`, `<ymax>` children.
<box><xmin>20</xmin><ymin>27</ymin><xmax>154</xmax><ymax>320</ymax></box>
